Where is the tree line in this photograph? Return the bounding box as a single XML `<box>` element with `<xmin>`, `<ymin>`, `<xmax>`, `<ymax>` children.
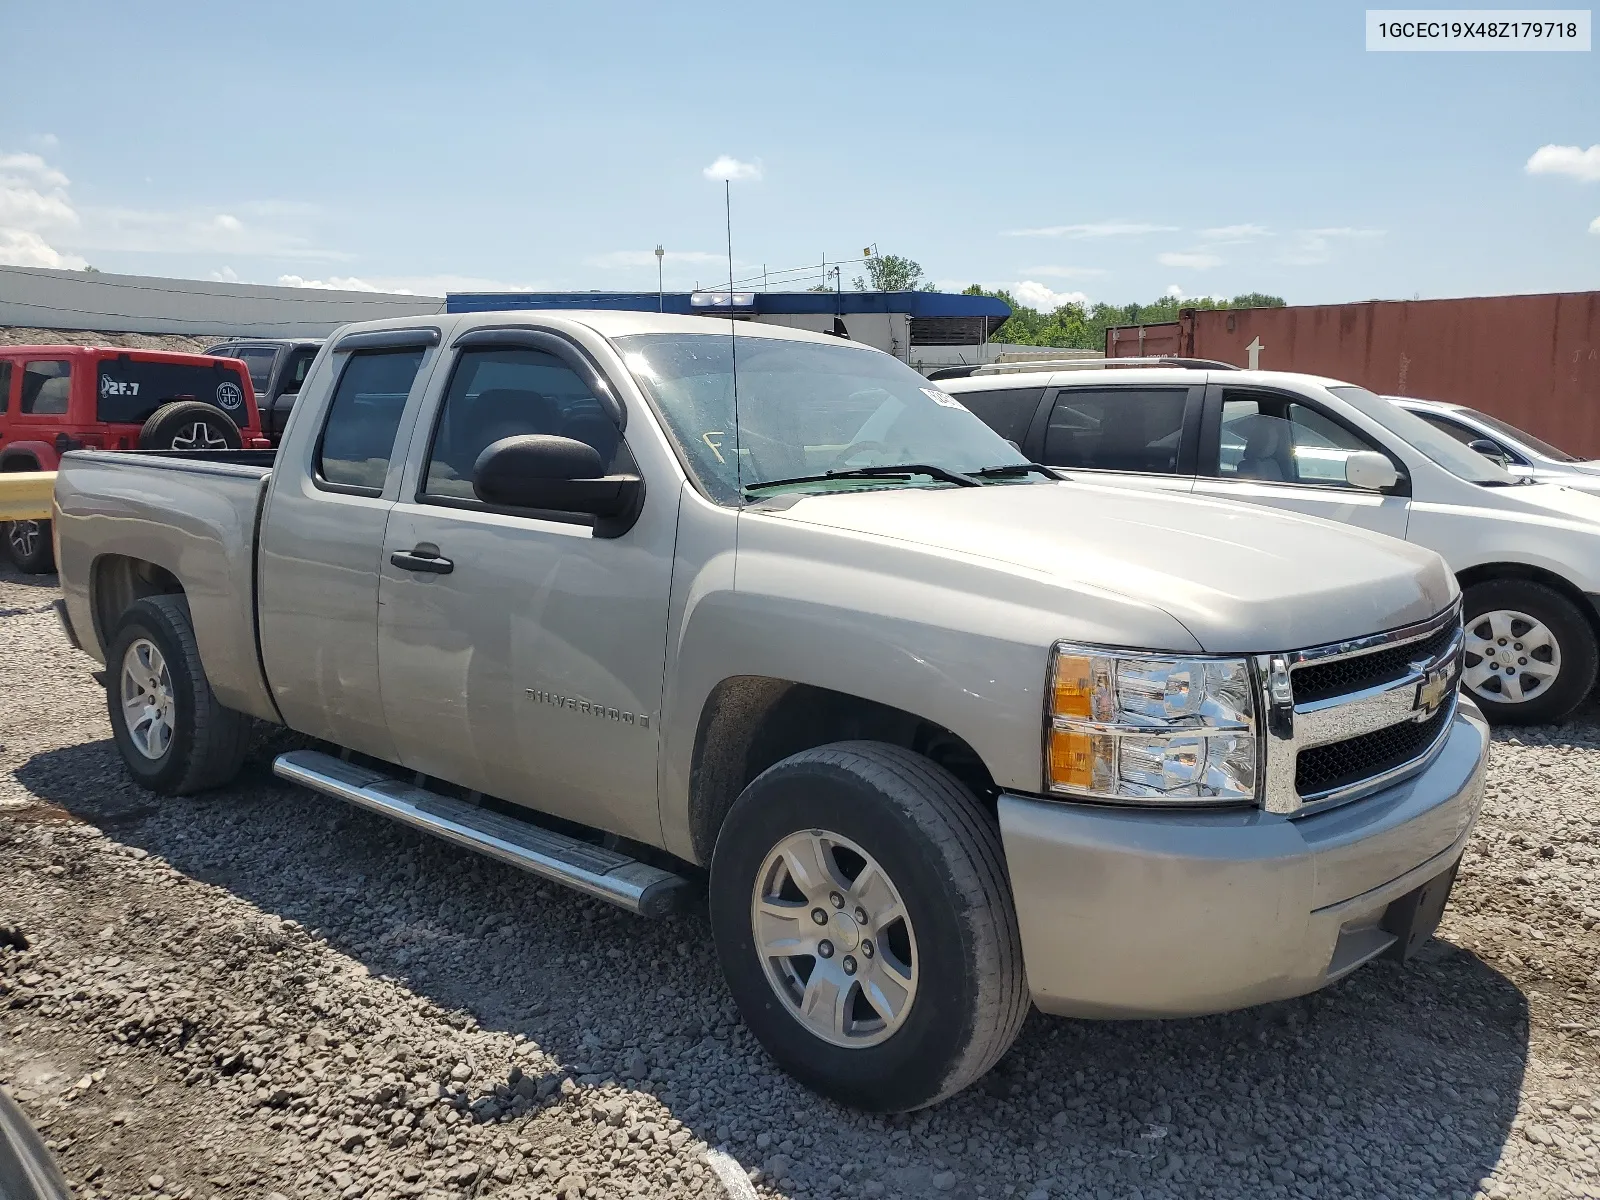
<box><xmin>841</xmin><ymin>251</ymin><xmax>1285</xmax><ymax>350</ymax></box>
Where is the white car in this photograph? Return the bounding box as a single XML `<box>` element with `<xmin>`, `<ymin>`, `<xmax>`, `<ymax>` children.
<box><xmin>944</xmin><ymin>360</ymin><xmax>1600</xmax><ymax>724</ymax></box>
<box><xmin>1388</xmin><ymin>395</ymin><xmax>1600</xmax><ymax>493</ymax></box>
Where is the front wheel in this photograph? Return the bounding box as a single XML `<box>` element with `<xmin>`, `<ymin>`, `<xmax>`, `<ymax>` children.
<box><xmin>709</xmin><ymin>741</ymin><xmax>1028</xmax><ymax>1112</ymax></box>
<box><xmin>2</xmin><ymin>519</ymin><xmax>54</xmax><ymax>573</ymax></box>
<box><xmin>105</xmin><ymin>595</ymin><xmax>251</xmax><ymax>794</ymax></box>
<box><xmin>1462</xmin><ymin>579</ymin><xmax>1597</xmax><ymax>725</ymax></box>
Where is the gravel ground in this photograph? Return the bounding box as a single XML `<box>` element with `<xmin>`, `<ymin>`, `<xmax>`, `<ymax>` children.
<box><xmin>0</xmin><ymin>562</ymin><xmax>1597</xmax><ymax>1200</ymax></box>
<box><xmin>0</xmin><ymin>328</ymin><xmax>225</xmax><ymax>353</ymax></box>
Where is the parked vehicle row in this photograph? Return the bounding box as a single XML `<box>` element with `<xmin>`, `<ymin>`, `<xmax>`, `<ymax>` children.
<box><xmin>52</xmin><ymin>312</ymin><xmax>1487</xmax><ymax>1112</ymax></box>
<box><xmin>942</xmin><ymin>360</ymin><xmax>1600</xmax><ymax>725</ymax></box>
<box><xmin>0</xmin><ymin>345</ymin><xmax>263</xmax><ymax>574</ymax></box>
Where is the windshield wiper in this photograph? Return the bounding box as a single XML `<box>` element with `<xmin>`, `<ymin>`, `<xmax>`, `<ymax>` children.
<box><xmin>744</xmin><ymin>463</ymin><xmax>981</xmax><ymax>493</ymax></box>
<box><xmin>967</xmin><ymin>462</ymin><xmax>1065</xmax><ymax>481</ymax></box>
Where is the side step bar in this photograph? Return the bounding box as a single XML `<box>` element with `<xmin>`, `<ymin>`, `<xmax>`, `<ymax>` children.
<box><xmin>272</xmin><ymin>749</ymin><xmax>691</xmax><ymax>917</ymax></box>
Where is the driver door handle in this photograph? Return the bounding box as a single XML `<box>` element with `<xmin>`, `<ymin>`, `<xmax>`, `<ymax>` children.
<box><xmin>390</xmin><ymin>544</ymin><xmax>453</xmax><ymax>575</ymax></box>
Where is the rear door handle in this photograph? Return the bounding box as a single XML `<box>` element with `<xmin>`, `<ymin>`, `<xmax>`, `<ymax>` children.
<box><xmin>390</xmin><ymin>544</ymin><xmax>453</xmax><ymax>574</ymax></box>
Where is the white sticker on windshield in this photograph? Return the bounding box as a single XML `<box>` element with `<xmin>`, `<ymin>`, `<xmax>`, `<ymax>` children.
<box><xmin>921</xmin><ymin>387</ymin><xmax>967</xmax><ymax>411</ymax></box>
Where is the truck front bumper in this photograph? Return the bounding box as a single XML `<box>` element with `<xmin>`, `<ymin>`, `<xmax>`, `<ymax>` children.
<box><xmin>998</xmin><ymin>701</ymin><xmax>1489</xmax><ymax>1019</ymax></box>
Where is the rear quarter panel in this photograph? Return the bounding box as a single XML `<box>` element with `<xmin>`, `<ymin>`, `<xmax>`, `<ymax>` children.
<box><xmin>55</xmin><ymin>452</ymin><xmax>279</xmax><ymax>720</ymax></box>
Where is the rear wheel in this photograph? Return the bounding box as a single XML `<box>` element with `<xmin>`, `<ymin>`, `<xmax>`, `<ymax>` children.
<box><xmin>1462</xmin><ymin>579</ymin><xmax>1597</xmax><ymax>725</ymax></box>
<box><xmin>105</xmin><ymin>595</ymin><xmax>250</xmax><ymax>794</ymax></box>
<box><xmin>709</xmin><ymin>741</ymin><xmax>1028</xmax><ymax>1112</ymax></box>
<box><xmin>2</xmin><ymin>519</ymin><xmax>54</xmax><ymax>573</ymax></box>
<box><xmin>137</xmin><ymin>401</ymin><xmax>242</xmax><ymax>452</ymax></box>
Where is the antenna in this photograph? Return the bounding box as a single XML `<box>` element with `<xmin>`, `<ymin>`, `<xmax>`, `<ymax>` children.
<box><xmin>726</xmin><ymin>180</ymin><xmax>742</xmax><ymax>494</ymax></box>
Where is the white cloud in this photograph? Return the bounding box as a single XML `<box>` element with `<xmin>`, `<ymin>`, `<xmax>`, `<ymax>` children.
<box><xmin>1199</xmin><ymin>223</ymin><xmax>1269</xmax><ymax>243</ymax></box>
<box><xmin>210</xmin><ymin>266</ymin><xmax>240</xmax><ymax>282</ymax></box>
<box><xmin>278</xmin><ymin>274</ymin><xmax>398</xmax><ymax>293</ymax></box>
<box><xmin>703</xmin><ymin>155</ymin><xmax>762</xmax><ymax>182</ymax></box>
<box><xmin>1591</xmin><ymin>215</ymin><xmax>1600</xmax><ymax>234</ymax></box>
<box><xmin>1526</xmin><ymin>144</ymin><xmax>1600</xmax><ymax>183</ymax></box>
<box><xmin>1157</xmin><ymin>251</ymin><xmax>1222</xmax><ymax>269</ymax></box>
<box><xmin>1165</xmin><ymin>284</ymin><xmax>1185</xmax><ymax>299</ymax></box>
<box><xmin>30</xmin><ymin>133</ymin><xmax>59</xmax><ymax>149</ymax></box>
<box><xmin>0</xmin><ymin>228</ymin><xmax>86</xmax><ymax>269</ymax></box>
<box><xmin>1280</xmin><ymin>227</ymin><xmax>1384</xmax><ymax>266</ymax></box>
<box><xmin>1011</xmin><ymin>280</ymin><xmax>1090</xmax><ymax>310</ymax></box>
<box><xmin>0</xmin><ymin>149</ymin><xmax>83</xmax><ymax>268</ymax></box>
<box><xmin>1015</xmin><ymin>264</ymin><xmax>1108</xmax><ymax>278</ymax></box>
<box><xmin>1003</xmin><ymin>221</ymin><xmax>1176</xmax><ymax>239</ymax></box>
<box><xmin>588</xmin><ymin>249</ymin><xmax>728</xmax><ymax>269</ymax></box>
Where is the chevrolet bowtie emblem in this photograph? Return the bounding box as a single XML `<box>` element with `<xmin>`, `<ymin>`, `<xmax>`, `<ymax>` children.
<box><xmin>1414</xmin><ymin>658</ymin><xmax>1458</xmax><ymax>718</ymax></box>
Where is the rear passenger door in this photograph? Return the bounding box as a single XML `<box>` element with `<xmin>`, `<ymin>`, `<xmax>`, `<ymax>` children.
<box><xmin>1034</xmin><ymin>383</ymin><xmax>1202</xmax><ymax>493</ymax></box>
<box><xmin>256</xmin><ymin>328</ymin><xmax>442</xmax><ymax>761</ymax></box>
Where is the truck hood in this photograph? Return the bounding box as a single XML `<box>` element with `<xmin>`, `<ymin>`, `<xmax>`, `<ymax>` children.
<box><xmin>764</xmin><ymin>481</ymin><xmax>1455</xmax><ymax>653</ymax></box>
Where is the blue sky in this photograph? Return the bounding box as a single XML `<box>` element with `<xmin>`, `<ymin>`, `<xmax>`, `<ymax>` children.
<box><xmin>1</xmin><ymin>0</ymin><xmax>1595</xmax><ymax>307</ymax></box>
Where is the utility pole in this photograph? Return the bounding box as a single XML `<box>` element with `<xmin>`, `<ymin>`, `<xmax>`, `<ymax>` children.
<box><xmin>655</xmin><ymin>245</ymin><xmax>664</xmax><ymax>312</ymax></box>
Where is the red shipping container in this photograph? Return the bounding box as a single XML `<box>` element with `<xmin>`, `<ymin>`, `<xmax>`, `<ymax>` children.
<box><xmin>1106</xmin><ymin>292</ymin><xmax>1600</xmax><ymax>457</ymax></box>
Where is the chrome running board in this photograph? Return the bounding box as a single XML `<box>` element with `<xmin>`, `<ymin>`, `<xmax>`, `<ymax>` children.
<box><xmin>272</xmin><ymin>749</ymin><xmax>691</xmax><ymax>917</ymax></box>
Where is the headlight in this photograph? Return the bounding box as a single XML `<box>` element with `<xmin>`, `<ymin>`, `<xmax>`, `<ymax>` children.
<box><xmin>1045</xmin><ymin>644</ymin><xmax>1259</xmax><ymax>805</ymax></box>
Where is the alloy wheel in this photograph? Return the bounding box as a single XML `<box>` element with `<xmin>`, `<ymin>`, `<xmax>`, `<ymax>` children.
<box><xmin>172</xmin><ymin>422</ymin><xmax>229</xmax><ymax>451</ymax></box>
<box><xmin>120</xmin><ymin>638</ymin><xmax>176</xmax><ymax>759</ymax></box>
<box><xmin>8</xmin><ymin>520</ymin><xmax>39</xmax><ymax>559</ymax></box>
<box><xmin>750</xmin><ymin>829</ymin><xmax>919</xmax><ymax>1048</ymax></box>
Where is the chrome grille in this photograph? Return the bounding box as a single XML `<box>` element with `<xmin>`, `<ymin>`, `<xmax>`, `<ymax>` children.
<box><xmin>1295</xmin><ymin>704</ymin><xmax>1452</xmax><ymax>796</ymax></box>
<box><xmin>1291</xmin><ymin>619</ymin><xmax>1460</xmax><ymax>705</ymax></box>
<box><xmin>1257</xmin><ymin>601</ymin><xmax>1464</xmax><ymax>814</ymax></box>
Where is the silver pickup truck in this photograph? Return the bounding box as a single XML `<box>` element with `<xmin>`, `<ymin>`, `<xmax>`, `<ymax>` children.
<box><xmin>52</xmin><ymin>311</ymin><xmax>1489</xmax><ymax>1112</ymax></box>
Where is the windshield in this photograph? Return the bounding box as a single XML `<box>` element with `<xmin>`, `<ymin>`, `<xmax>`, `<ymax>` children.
<box><xmin>613</xmin><ymin>332</ymin><xmax>1029</xmax><ymax>504</ymax></box>
<box><xmin>1462</xmin><ymin>407</ymin><xmax>1581</xmax><ymax>463</ymax></box>
<box><xmin>1329</xmin><ymin>385</ymin><xmax>1515</xmax><ymax>485</ymax></box>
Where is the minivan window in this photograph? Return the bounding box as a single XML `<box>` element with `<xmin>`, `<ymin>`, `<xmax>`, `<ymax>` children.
<box><xmin>21</xmin><ymin>360</ymin><xmax>71</xmax><ymax>415</ymax></box>
<box><xmin>423</xmin><ymin>347</ymin><xmax>623</xmax><ymax>501</ymax></box>
<box><xmin>316</xmin><ymin>349</ymin><xmax>426</xmax><ymax>492</ymax></box>
<box><xmin>1218</xmin><ymin>395</ymin><xmax>1385</xmax><ymax>488</ymax></box>
<box><xmin>1329</xmin><ymin>386</ymin><xmax>1513</xmax><ymax>485</ymax></box>
<box><xmin>1044</xmin><ymin>388</ymin><xmax>1187</xmax><ymax>474</ymax></box>
<box><xmin>954</xmin><ymin>387</ymin><xmax>1043</xmax><ymax>446</ymax></box>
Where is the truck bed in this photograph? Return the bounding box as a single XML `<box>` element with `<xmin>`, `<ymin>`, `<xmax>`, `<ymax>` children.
<box><xmin>53</xmin><ymin>448</ymin><xmax>281</xmax><ymax>722</ymax></box>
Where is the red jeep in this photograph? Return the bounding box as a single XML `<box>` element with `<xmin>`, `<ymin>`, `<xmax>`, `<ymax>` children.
<box><xmin>0</xmin><ymin>345</ymin><xmax>266</xmax><ymax>572</ymax></box>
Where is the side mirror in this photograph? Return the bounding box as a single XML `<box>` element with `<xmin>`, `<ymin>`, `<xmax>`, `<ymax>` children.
<box><xmin>1344</xmin><ymin>449</ymin><xmax>1402</xmax><ymax>491</ymax></box>
<box><xmin>473</xmin><ymin>435</ymin><xmax>643</xmax><ymax>528</ymax></box>
<box><xmin>1467</xmin><ymin>438</ymin><xmax>1511</xmax><ymax>468</ymax></box>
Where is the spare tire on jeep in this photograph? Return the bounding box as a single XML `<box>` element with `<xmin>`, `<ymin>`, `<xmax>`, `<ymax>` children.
<box><xmin>138</xmin><ymin>401</ymin><xmax>242</xmax><ymax>452</ymax></box>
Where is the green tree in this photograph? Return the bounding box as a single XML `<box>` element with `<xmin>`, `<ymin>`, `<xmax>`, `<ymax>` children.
<box><xmin>964</xmin><ymin>286</ymin><xmax>1286</xmax><ymax>349</ymax></box>
<box><xmin>854</xmin><ymin>253</ymin><xmax>933</xmax><ymax>292</ymax></box>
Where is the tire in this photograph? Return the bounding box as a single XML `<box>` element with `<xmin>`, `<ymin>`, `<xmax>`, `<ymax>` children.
<box><xmin>137</xmin><ymin>401</ymin><xmax>242</xmax><ymax>452</ymax></box>
<box><xmin>105</xmin><ymin>595</ymin><xmax>250</xmax><ymax>794</ymax></box>
<box><xmin>2</xmin><ymin>519</ymin><xmax>54</xmax><ymax>573</ymax></box>
<box><xmin>709</xmin><ymin>741</ymin><xmax>1028</xmax><ymax>1112</ymax></box>
<box><xmin>1462</xmin><ymin>579</ymin><xmax>1597</xmax><ymax>725</ymax></box>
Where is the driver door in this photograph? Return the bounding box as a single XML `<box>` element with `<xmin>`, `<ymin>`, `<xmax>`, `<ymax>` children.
<box><xmin>1193</xmin><ymin>388</ymin><xmax>1410</xmax><ymax>539</ymax></box>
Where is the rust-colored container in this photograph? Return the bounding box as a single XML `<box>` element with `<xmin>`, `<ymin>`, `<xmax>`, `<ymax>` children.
<box><xmin>1106</xmin><ymin>292</ymin><xmax>1600</xmax><ymax>457</ymax></box>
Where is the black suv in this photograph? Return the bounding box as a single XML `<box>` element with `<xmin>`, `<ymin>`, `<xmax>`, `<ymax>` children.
<box><xmin>203</xmin><ymin>338</ymin><xmax>323</xmax><ymax>444</ymax></box>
